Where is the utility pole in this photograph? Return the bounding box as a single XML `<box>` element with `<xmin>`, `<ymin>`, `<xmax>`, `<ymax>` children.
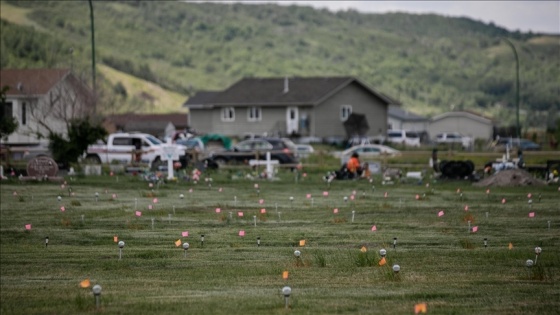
<box><xmin>89</xmin><ymin>0</ymin><xmax>96</xmax><ymax>111</ymax></box>
<box><xmin>502</xmin><ymin>38</ymin><xmax>520</xmax><ymax>139</ymax></box>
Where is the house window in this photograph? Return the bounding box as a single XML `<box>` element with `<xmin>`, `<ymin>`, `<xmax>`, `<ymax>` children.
<box><xmin>221</xmin><ymin>107</ymin><xmax>235</xmax><ymax>122</ymax></box>
<box><xmin>340</xmin><ymin>105</ymin><xmax>352</xmax><ymax>121</ymax></box>
<box><xmin>21</xmin><ymin>102</ymin><xmax>27</xmax><ymax>125</ymax></box>
<box><xmin>248</xmin><ymin>107</ymin><xmax>262</xmax><ymax>122</ymax></box>
<box><xmin>0</xmin><ymin>101</ymin><xmax>13</xmax><ymax>121</ymax></box>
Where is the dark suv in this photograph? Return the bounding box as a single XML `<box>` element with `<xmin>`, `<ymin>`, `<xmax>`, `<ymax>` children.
<box><xmin>207</xmin><ymin>138</ymin><xmax>298</xmax><ymax>166</ymax></box>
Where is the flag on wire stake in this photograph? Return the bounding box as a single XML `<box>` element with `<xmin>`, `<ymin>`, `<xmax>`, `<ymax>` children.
<box><xmin>414</xmin><ymin>303</ymin><xmax>427</xmax><ymax>314</ymax></box>
<box><xmin>80</xmin><ymin>279</ymin><xmax>90</xmax><ymax>288</ymax></box>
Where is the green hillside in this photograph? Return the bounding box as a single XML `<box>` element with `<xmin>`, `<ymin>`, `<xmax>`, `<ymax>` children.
<box><xmin>1</xmin><ymin>1</ymin><xmax>558</xmax><ymax>128</ymax></box>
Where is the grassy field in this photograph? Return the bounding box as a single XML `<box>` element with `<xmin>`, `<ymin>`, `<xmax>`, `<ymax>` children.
<box><xmin>1</xmin><ymin>168</ymin><xmax>559</xmax><ymax>315</ymax></box>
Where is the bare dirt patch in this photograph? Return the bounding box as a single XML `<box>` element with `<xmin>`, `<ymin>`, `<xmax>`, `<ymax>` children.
<box><xmin>473</xmin><ymin>169</ymin><xmax>546</xmax><ymax>187</ymax></box>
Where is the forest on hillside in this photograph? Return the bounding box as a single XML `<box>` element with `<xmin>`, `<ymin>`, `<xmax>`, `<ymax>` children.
<box><xmin>1</xmin><ymin>0</ymin><xmax>558</xmax><ymax>130</ymax></box>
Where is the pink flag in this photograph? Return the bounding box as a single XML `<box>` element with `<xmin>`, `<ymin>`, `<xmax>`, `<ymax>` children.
<box><xmin>501</xmin><ymin>198</ymin><xmax>506</xmax><ymax>204</ymax></box>
<box><xmin>350</xmin><ymin>195</ymin><xmax>355</xmax><ymax>200</ymax></box>
<box><xmin>303</xmin><ymin>172</ymin><xmax>307</xmax><ymax>177</ymax></box>
<box><xmin>182</xmin><ymin>231</ymin><xmax>189</xmax><ymax>237</ymax></box>
<box><xmin>189</xmin><ymin>188</ymin><xmax>193</xmax><ymax>193</ymax></box>
<box><xmin>323</xmin><ymin>191</ymin><xmax>329</xmax><ymax>197</ymax></box>
<box><xmin>215</xmin><ymin>208</ymin><xmax>221</xmax><ymax>213</ymax></box>
<box><xmin>472</xmin><ymin>226</ymin><xmax>478</xmax><ymax>233</ymax></box>
<box><xmin>529</xmin><ymin>212</ymin><xmax>535</xmax><ymax>218</ymax></box>
<box><xmin>238</xmin><ymin>211</ymin><xmax>244</xmax><ymax>217</ymax></box>
<box><xmin>239</xmin><ymin>230</ymin><xmax>245</xmax><ymax>237</ymax></box>
<box><xmin>112</xmin><ymin>194</ymin><xmax>117</xmax><ymax>199</ymax></box>
<box><xmin>25</xmin><ymin>224</ymin><xmax>32</xmax><ymax>230</ymax></box>
<box><xmin>527</xmin><ymin>193</ymin><xmax>532</xmax><ymax>199</ymax></box>
<box><xmin>148</xmin><ymin>205</ymin><xmax>153</xmax><ymax>210</ymax></box>
<box><xmin>254</xmin><ymin>184</ymin><xmax>259</xmax><ymax>189</ymax></box>
<box><xmin>153</xmin><ymin>198</ymin><xmax>158</xmax><ymax>204</ymax></box>
<box><xmin>135</xmin><ymin>211</ymin><xmax>142</xmax><ymax>217</ymax></box>
<box><xmin>260</xmin><ymin>208</ymin><xmax>266</xmax><ymax>214</ymax></box>
<box><xmin>306</xmin><ymin>194</ymin><xmax>311</xmax><ymax>199</ymax></box>
<box><xmin>384</xmin><ymin>192</ymin><xmax>388</xmax><ymax>198</ymax></box>
<box><xmin>415</xmin><ymin>194</ymin><xmax>420</xmax><ymax>200</ymax></box>
<box><xmin>61</xmin><ymin>184</ymin><xmax>65</xmax><ymax>189</ymax></box>
<box><xmin>60</xmin><ymin>206</ymin><xmax>65</xmax><ymax>212</ymax></box>
<box><xmin>438</xmin><ymin>210</ymin><xmax>444</xmax><ymax>217</ymax></box>
<box><xmin>219</xmin><ymin>187</ymin><xmax>223</xmax><ymax>192</ymax></box>
<box><xmin>149</xmin><ymin>183</ymin><xmax>153</xmax><ymax>188</ymax></box>
<box><xmin>259</xmin><ymin>199</ymin><xmax>264</xmax><ymax>204</ymax></box>
<box><xmin>486</xmin><ymin>189</ymin><xmax>490</xmax><ymax>194</ymax></box>
<box><xmin>371</xmin><ymin>225</ymin><xmax>377</xmax><ymax>231</ymax></box>
<box><xmin>464</xmin><ymin>205</ymin><xmax>469</xmax><ymax>211</ymax></box>
<box><xmin>12</xmin><ymin>191</ymin><xmax>17</xmax><ymax>196</ymax></box>
<box><xmin>333</xmin><ymin>208</ymin><xmax>339</xmax><ymax>214</ymax></box>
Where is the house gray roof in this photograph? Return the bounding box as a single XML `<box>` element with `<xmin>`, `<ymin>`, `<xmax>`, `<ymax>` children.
<box><xmin>183</xmin><ymin>77</ymin><xmax>397</xmax><ymax>108</ymax></box>
<box><xmin>388</xmin><ymin>105</ymin><xmax>428</xmax><ymax>122</ymax></box>
<box><xmin>182</xmin><ymin>91</ymin><xmax>220</xmax><ymax>108</ymax></box>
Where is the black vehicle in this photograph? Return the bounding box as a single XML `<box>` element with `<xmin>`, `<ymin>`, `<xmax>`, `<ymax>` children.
<box><xmin>206</xmin><ymin>138</ymin><xmax>298</xmax><ymax>166</ymax></box>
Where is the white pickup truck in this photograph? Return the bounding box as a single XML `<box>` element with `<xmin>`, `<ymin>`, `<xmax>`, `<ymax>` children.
<box><xmin>84</xmin><ymin>132</ymin><xmax>188</xmax><ymax>170</ymax></box>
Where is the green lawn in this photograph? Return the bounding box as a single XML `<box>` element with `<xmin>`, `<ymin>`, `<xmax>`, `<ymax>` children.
<box><xmin>1</xmin><ymin>169</ymin><xmax>559</xmax><ymax>314</ymax></box>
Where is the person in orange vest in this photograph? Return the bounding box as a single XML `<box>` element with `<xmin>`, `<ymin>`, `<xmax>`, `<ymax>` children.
<box><xmin>346</xmin><ymin>152</ymin><xmax>362</xmax><ymax>179</ymax></box>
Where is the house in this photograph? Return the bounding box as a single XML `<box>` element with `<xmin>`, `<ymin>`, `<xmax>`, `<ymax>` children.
<box><xmin>427</xmin><ymin>111</ymin><xmax>494</xmax><ymax>141</ymax></box>
<box><xmin>388</xmin><ymin>105</ymin><xmax>429</xmax><ymax>133</ymax></box>
<box><xmin>0</xmin><ymin>69</ymin><xmax>92</xmax><ymax>145</ymax></box>
<box><xmin>103</xmin><ymin>113</ymin><xmax>189</xmax><ymax>139</ymax></box>
<box><xmin>183</xmin><ymin>77</ymin><xmax>396</xmax><ymax>140</ymax></box>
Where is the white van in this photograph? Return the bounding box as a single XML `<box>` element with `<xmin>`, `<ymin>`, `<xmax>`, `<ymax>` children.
<box><xmin>386</xmin><ymin>130</ymin><xmax>421</xmax><ymax>147</ymax></box>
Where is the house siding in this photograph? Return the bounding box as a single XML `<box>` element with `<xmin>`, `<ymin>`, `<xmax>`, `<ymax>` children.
<box><xmin>5</xmin><ymin>79</ymin><xmax>78</xmax><ymax>145</ymax></box>
<box><xmin>428</xmin><ymin>114</ymin><xmax>493</xmax><ymax>140</ymax></box>
<box><xmin>314</xmin><ymin>83</ymin><xmax>387</xmax><ymax>138</ymax></box>
<box><xmin>189</xmin><ymin>108</ymin><xmax>213</xmax><ymax>134</ymax></box>
<box><xmin>210</xmin><ymin>106</ymin><xmax>287</xmax><ymax>137</ymax></box>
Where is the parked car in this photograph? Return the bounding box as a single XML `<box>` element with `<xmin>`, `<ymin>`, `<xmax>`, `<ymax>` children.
<box><xmin>493</xmin><ymin>138</ymin><xmax>541</xmax><ymax>152</ymax></box>
<box><xmin>176</xmin><ymin>137</ymin><xmax>205</xmax><ymax>152</ymax></box>
<box><xmin>294</xmin><ymin>144</ymin><xmax>315</xmax><ymax>159</ymax></box>
<box><xmin>435</xmin><ymin>132</ymin><xmax>472</xmax><ymax>150</ymax></box>
<box><xmin>206</xmin><ymin>138</ymin><xmax>298</xmax><ymax>166</ymax></box>
<box><xmin>339</xmin><ymin>144</ymin><xmax>401</xmax><ymax>166</ymax></box>
<box><xmin>386</xmin><ymin>130</ymin><xmax>421</xmax><ymax>147</ymax></box>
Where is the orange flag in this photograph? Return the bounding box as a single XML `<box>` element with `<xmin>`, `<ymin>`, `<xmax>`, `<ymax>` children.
<box><xmin>282</xmin><ymin>271</ymin><xmax>289</xmax><ymax>280</ymax></box>
<box><xmin>508</xmin><ymin>242</ymin><xmax>513</xmax><ymax>250</ymax></box>
<box><xmin>299</xmin><ymin>240</ymin><xmax>306</xmax><ymax>246</ymax></box>
<box><xmin>80</xmin><ymin>279</ymin><xmax>90</xmax><ymax>288</ymax></box>
<box><xmin>378</xmin><ymin>257</ymin><xmax>386</xmax><ymax>266</ymax></box>
<box><xmin>414</xmin><ymin>303</ymin><xmax>427</xmax><ymax>314</ymax></box>
<box><xmin>360</xmin><ymin>246</ymin><xmax>367</xmax><ymax>253</ymax></box>
<box><xmin>175</xmin><ymin>239</ymin><xmax>182</xmax><ymax>247</ymax></box>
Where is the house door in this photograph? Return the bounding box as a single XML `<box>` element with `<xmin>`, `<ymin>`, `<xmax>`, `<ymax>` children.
<box><xmin>286</xmin><ymin>107</ymin><xmax>298</xmax><ymax>135</ymax></box>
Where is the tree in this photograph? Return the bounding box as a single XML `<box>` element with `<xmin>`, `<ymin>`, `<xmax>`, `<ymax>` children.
<box><xmin>48</xmin><ymin>118</ymin><xmax>107</xmax><ymax>167</ymax></box>
<box><xmin>0</xmin><ymin>86</ymin><xmax>18</xmax><ymax>141</ymax></box>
